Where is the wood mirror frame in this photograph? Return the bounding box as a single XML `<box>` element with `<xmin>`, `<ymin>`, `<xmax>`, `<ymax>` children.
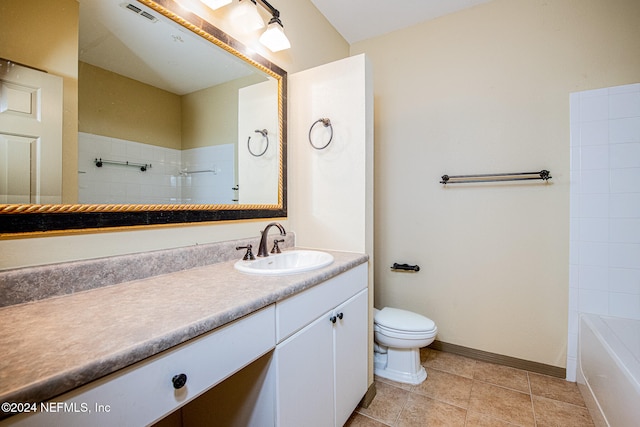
<box><xmin>0</xmin><ymin>0</ymin><xmax>287</xmax><ymax>235</ymax></box>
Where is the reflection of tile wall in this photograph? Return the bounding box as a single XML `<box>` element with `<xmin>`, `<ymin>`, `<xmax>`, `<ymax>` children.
<box><xmin>78</xmin><ymin>133</ymin><xmax>180</xmax><ymax>204</ymax></box>
<box><xmin>568</xmin><ymin>83</ymin><xmax>640</xmax><ymax>381</ymax></box>
<box><xmin>78</xmin><ymin>133</ymin><xmax>235</xmax><ymax>205</ymax></box>
<box><xmin>181</xmin><ymin>145</ymin><xmax>235</xmax><ymax>205</ymax></box>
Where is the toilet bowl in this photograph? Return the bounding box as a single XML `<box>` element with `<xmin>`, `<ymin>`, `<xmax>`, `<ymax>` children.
<box><xmin>373</xmin><ymin>307</ymin><xmax>437</xmax><ymax>385</ymax></box>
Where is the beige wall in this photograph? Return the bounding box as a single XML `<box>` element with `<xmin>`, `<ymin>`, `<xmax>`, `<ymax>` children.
<box><xmin>79</xmin><ymin>62</ymin><xmax>182</xmax><ymax>150</ymax></box>
<box><xmin>0</xmin><ymin>0</ymin><xmax>79</xmax><ymax>203</ymax></box>
<box><xmin>0</xmin><ymin>0</ymin><xmax>349</xmax><ymax>268</ymax></box>
<box><xmin>351</xmin><ymin>0</ymin><xmax>640</xmax><ymax>367</ymax></box>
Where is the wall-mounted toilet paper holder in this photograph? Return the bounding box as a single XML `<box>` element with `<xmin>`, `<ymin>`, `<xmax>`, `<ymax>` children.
<box><xmin>391</xmin><ymin>263</ymin><xmax>420</xmax><ymax>272</ymax></box>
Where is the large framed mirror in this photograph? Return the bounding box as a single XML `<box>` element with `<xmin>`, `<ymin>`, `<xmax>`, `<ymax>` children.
<box><xmin>0</xmin><ymin>0</ymin><xmax>286</xmax><ymax>235</ymax></box>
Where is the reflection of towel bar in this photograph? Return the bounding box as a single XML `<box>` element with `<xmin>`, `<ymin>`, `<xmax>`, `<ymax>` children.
<box><xmin>94</xmin><ymin>158</ymin><xmax>151</xmax><ymax>172</ymax></box>
<box><xmin>440</xmin><ymin>170</ymin><xmax>551</xmax><ymax>184</ymax></box>
<box><xmin>180</xmin><ymin>169</ymin><xmax>216</xmax><ymax>175</ymax></box>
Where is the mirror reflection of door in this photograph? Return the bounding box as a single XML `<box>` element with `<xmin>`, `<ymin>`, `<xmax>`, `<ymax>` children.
<box><xmin>0</xmin><ymin>60</ymin><xmax>63</xmax><ymax>204</ymax></box>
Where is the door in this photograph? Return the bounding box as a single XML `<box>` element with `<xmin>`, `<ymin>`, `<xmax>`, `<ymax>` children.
<box><xmin>333</xmin><ymin>289</ymin><xmax>369</xmax><ymax>427</ymax></box>
<box><xmin>0</xmin><ymin>59</ymin><xmax>63</xmax><ymax>204</ymax></box>
<box><xmin>276</xmin><ymin>312</ymin><xmax>334</xmax><ymax>427</ymax></box>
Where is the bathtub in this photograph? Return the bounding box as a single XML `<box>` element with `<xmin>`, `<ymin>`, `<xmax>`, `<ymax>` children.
<box><xmin>577</xmin><ymin>314</ymin><xmax>640</xmax><ymax>427</ymax></box>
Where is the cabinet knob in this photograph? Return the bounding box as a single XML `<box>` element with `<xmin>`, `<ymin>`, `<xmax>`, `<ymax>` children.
<box><xmin>330</xmin><ymin>315</ymin><xmax>337</xmax><ymax>324</ymax></box>
<box><xmin>337</xmin><ymin>312</ymin><xmax>344</xmax><ymax>320</ymax></box>
<box><xmin>172</xmin><ymin>373</ymin><xmax>187</xmax><ymax>389</ymax></box>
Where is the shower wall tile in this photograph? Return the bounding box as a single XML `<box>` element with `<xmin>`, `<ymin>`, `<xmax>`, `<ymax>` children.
<box><xmin>579</xmin><ymin>95</ymin><xmax>608</xmax><ymax>122</ymax></box>
<box><xmin>568</xmin><ymin>82</ymin><xmax>640</xmax><ymax>380</ymax></box>
<box><xmin>580</xmin><ymin>145</ymin><xmax>608</xmax><ymax>170</ymax></box>
<box><xmin>580</xmin><ymin>169</ymin><xmax>609</xmax><ymax>193</ymax></box>
<box><xmin>610</xmin><ymin>219</ymin><xmax>640</xmax><ymax>243</ymax></box>
<box><xmin>609</xmin><ymin>243</ymin><xmax>640</xmax><ymax>269</ymax></box>
<box><xmin>609</xmin><ymin>268</ymin><xmax>640</xmax><ymax>294</ymax></box>
<box><xmin>610</xmin><ymin>143</ymin><xmax>640</xmax><ymax>168</ymax></box>
<box><xmin>578</xmin><ymin>242</ymin><xmax>608</xmax><ymax>267</ymax></box>
<box><xmin>578</xmin><ymin>289</ymin><xmax>608</xmax><ymax>314</ymax></box>
<box><xmin>609</xmin><ymin>92</ymin><xmax>640</xmax><ymax>119</ymax></box>
<box><xmin>608</xmin><ymin>83</ymin><xmax>640</xmax><ymax>95</ymax></box>
<box><xmin>578</xmin><ymin>194</ymin><xmax>609</xmax><ymax>218</ymax></box>
<box><xmin>578</xmin><ymin>265</ymin><xmax>608</xmax><ymax>291</ymax></box>
<box><xmin>578</xmin><ymin>218</ymin><xmax>608</xmax><ymax>242</ymax></box>
<box><xmin>610</xmin><ymin>193</ymin><xmax>640</xmax><ymax>217</ymax></box>
<box><xmin>569</xmin><ymin>93</ymin><xmax>580</xmax><ymax>124</ymax></box>
<box><xmin>611</xmin><ymin>168</ymin><xmax>640</xmax><ymax>193</ymax></box>
<box><xmin>579</xmin><ymin>120</ymin><xmax>608</xmax><ymax>146</ymax></box>
<box><xmin>581</xmin><ymin>87</ymin><xmax>609</xmax><ymax>98</ymax></box>
<box><xmin>609</xmin><ymin>117</ymin><xmax>640</xmax><ymax>143</ymax></box>
<box><xmin>609</xmin><ymin>293</ymin><xmax>640</xmax><ymax>319</ymax></box>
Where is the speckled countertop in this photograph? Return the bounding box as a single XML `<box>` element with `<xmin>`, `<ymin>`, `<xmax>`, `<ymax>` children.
<box><xmin>0</xmin><ymin>249</ymin><xmax>368</xmax><ymax>408</ymax></box>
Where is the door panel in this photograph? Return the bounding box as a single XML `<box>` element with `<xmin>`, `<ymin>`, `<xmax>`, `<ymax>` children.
<box><xmin>0</xmin><ymin>133</ymin><xmax>37</xmax><ymax>203</ymax></box>
<box><xmin>0</xmin><ymin>60</ymin><xmax>63</xmax><ymax>204</ymax></box>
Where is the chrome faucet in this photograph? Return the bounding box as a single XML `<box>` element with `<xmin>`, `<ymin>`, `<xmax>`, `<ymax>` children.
<box><xmin>257</xmin><ymin>222</ymin><xmax>286</xmax><ymax>257</ymax></box>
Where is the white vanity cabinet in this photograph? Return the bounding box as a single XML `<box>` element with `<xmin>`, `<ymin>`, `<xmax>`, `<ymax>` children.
<box><xmin>275</xmin><ymin>264</ymin><xmax>368</xmax><ymax>427</ymax></box>
<box><xmin>4</xmin><ymin>306</ymin><xmax>276</xmax><ymax>427</ymax></box>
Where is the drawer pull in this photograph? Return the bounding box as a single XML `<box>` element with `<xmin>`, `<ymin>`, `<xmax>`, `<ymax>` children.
<box><xmin>172</xmin><ymin>373</ymin><xmax>187</xmax><ymax>389</ymax></box>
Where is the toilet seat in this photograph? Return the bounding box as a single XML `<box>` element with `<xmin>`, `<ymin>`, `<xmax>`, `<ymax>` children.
<box><xmin>374</xmin><ymin>307</ymin><xmax>436</xmax><ymax>333</ymax></box>
<box><xmin>375</xmin><ymin>323</ymin><xmax>437</xmax><ymax>340</ymax></box>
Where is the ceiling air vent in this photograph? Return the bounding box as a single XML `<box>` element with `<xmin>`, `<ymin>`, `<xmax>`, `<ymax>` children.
<box><xmin>123</xmin><ymin>3</ymin><xmax>158</xmax><ymax>23</ymax></box>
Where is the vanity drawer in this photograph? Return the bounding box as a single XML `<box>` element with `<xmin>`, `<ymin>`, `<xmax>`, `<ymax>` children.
<box><xmin>276</xmin><ymin>263</ymin><xmax>367</xmax><ymax>342</ymax></box>
<box><xmin>4</xmin><ymin>306</ymin><xmax>275</xmax><ymax>427</ymax></box>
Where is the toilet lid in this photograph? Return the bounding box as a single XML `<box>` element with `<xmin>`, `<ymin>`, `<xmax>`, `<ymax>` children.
<box><xmin>375</xmin><ymin>307</ymin><xmax>436</xmax><ymax>332</ymax></box>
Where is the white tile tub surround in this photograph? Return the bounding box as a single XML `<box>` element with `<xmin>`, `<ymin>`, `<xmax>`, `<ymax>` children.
<box><xmin>181</xmin><ymin>144</ymin><xmax>235</xmax><ymax>205</ymax></box>
<box><xmin>78</xmin><ymin>133</ymin><xmax>235</xmax><ymax>204</ymax></box>
<box><xmin>569</xmin><ymin>82</ymin><xmax>640</xmax><ymax>381</ymax></box>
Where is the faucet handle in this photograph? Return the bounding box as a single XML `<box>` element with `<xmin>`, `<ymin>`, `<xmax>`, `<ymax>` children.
<box><xmin>271</xmin><ymin>239</ymin><xmax>285</xmax><ymax>254</ymax></box>
<box><xmin>236</xmin><ymin>244</ymin><xmax>255</xmax><ymax>261</ymax></box>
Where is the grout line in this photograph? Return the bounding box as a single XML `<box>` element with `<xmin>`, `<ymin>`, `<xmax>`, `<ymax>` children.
<box><xmin>527</xmin><ymin>372</ymin><xmax>539</xmax><ymax>427</ymax></box>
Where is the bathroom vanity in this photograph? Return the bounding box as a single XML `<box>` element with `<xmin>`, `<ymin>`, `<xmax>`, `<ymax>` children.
<box><xmin>0</xmin><ymin>249</ymin><xmax>368</xmax><ymax>427</ymax></box>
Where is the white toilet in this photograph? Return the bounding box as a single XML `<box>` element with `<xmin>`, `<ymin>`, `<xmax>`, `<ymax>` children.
<box><xmin>373</xmin><ymin>307</ymin><xmax>438</xmax><ymax>385</ymax></box>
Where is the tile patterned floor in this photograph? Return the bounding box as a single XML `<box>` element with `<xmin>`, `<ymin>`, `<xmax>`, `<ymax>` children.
<box><xmin>346</xmin><ymin>349</ymin><xmax>594</xmax><ymax>427</ymax></box>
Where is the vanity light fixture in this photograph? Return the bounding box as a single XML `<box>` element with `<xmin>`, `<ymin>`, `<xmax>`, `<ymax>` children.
<box><xmin>259</xmin><ymin>13</ymin><xmax>290</xmax><ymax>52</ymax></box>
<box><xmin>230</xmin><ymin>0</ymin><xmax>265</xmax><ymax>32</ymax></box>
<box><xmin>202</xmin><ymin>0</ymin><xmax>291</xmax><ymax>51</ymax></box>
<box><xmin>200</xmin><ymin>0</ymin><xmax>232</xmax><ymax>10</ymax></box>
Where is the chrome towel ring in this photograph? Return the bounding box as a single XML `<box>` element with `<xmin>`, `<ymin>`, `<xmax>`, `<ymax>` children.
<box><xmin>248</xmin><ymin>129</ymin><xmax>269</xmax><ymax>157</ymax></box>
<box><xmin>308</xmin><ymin>118</ymin><xmax>333</xmax><ymax>150</ymax></box>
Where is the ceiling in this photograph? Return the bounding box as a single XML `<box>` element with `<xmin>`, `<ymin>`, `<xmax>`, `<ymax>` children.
<box><xmin>77</xmin><ymin>0</ymin><xmax>493</xmax><ymax>94</ymax></box>
<box><xmin>78</xmin><ymin>0</ymin><xmax>257</xmax><ymax>95</ymax></box>
<box><xmin>310</xmin><ymin>0</ymin><xmax>493</xmax><ymax>44</ymax></box>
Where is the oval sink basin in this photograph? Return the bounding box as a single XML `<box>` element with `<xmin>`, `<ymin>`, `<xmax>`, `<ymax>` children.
<box><xmin>234</xmin><ymin>250</ymin><xmax>334</xmax><ymax>276</ymax></box>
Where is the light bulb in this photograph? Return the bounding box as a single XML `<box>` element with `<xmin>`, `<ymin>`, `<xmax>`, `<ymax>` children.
<box><xmin>259</xmin><ymin>20</ymin><xmax>291</xmax><ymax>52</ymax></box>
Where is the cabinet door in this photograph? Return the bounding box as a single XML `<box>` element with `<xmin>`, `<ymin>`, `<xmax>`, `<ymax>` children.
<box><xmin>276</xmin><ymin>313</ymin><xmax>334</xmax><ymax>427</ymax></box>
<box><xmin>333</xmin><ymin>289</ymin><xmax>368</xmax><ymax>427</ymax></box>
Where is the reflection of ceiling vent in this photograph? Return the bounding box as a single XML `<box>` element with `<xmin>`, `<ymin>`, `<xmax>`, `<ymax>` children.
<box><xmin>123</xmin><ymin>3</ymin><xmax>158</xmax><ymax>22</ymax></box>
